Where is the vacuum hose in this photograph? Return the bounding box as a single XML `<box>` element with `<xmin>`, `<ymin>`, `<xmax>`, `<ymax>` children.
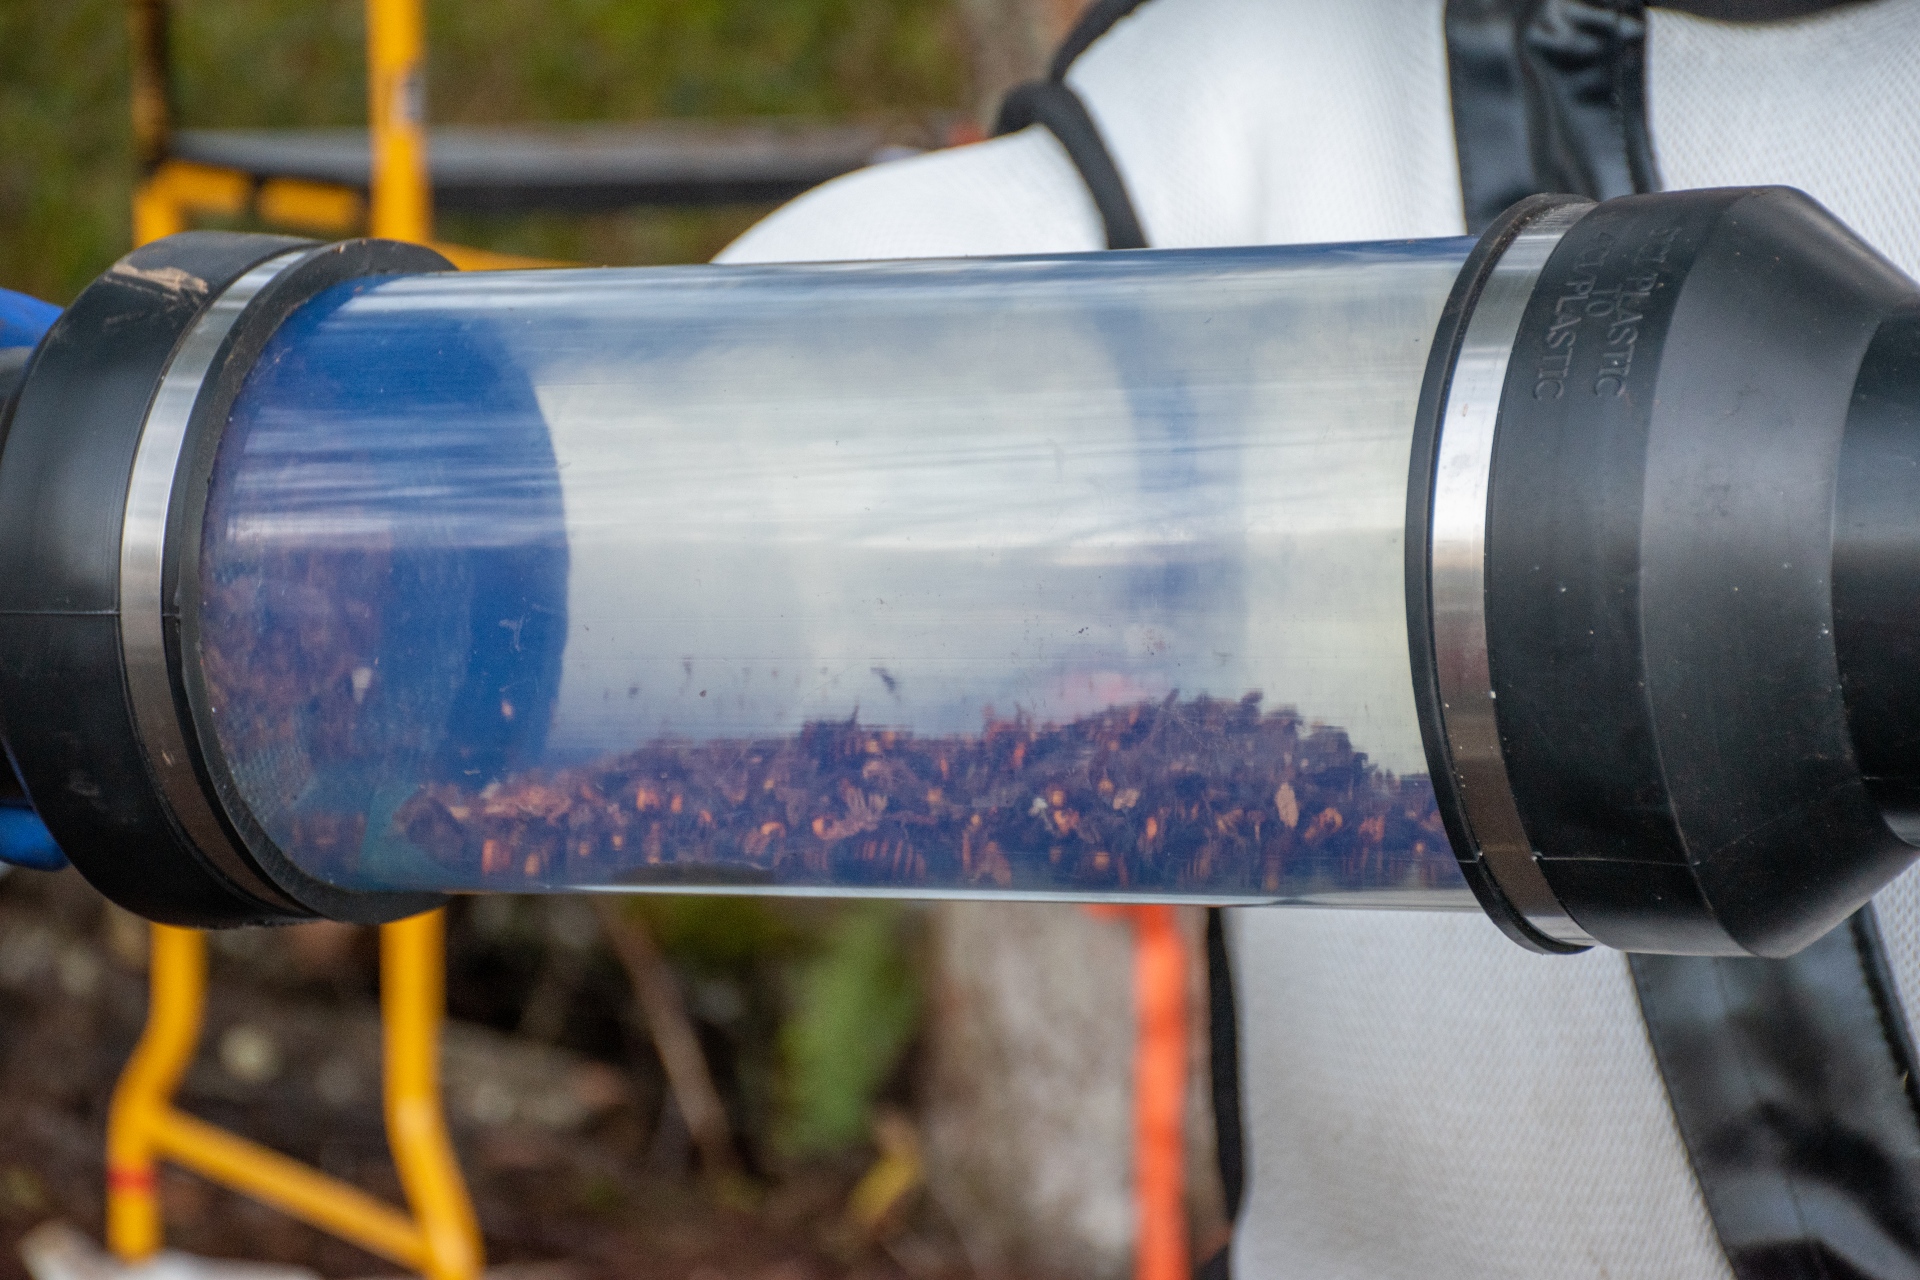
<box><xmin>0</xmin><ymin>188</ymin><xmax>1912</xmax><ymax>956</ymax></box>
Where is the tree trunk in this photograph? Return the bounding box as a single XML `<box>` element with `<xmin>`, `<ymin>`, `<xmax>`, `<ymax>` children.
<box><xmin>919</xmin><ymin>902</ymin><xmax>1227</xmax><ymax>1280</ymax></box>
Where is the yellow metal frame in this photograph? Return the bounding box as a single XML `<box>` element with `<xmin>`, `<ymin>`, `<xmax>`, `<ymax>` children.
<box><xmin>108</xmin><ymin>5</ymin><xmax>499</xmax><ymax>1277</ymax></box>
<box><xmin>108</xmin><ymin>916</ymin><xmax>481</xmax><ymax>1280</ymax></box>
<box><xmin>132</xmin><ymin>158</ymin><xmax>558</xmax><ymax>268</ymax></box>
<box><xmin>129</xmin><ymin>0</ymin><xmax>556</xmax><ymax>266</ymax></box>
<box><xmin>132</xmin><ymin>159</ymin><xmax>363</xmax><ymax>244</ymax></box>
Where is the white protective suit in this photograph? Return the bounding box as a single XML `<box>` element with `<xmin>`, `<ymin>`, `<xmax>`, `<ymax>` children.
<box><xmin>717</xmin><ymin>2</ymin><xmax>1920</xmax><ymax>1275</ymax></box>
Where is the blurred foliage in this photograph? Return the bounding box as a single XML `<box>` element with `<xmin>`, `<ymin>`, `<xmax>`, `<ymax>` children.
<box><xmin>425</xmin><ymin>0</ymin><xmax>965</xmax><ymax>125</ymax></box>
<box><xmin>455</xmin><ymin>893</ymin><xmax>926</xmax><ymax>1167</ymax></box>
<box><xmin>778</xmin><ymin>902</ymin><xmax>921</xmax><ymax>1157</ymax></box>
<box><xmin>621</xmin><ymin>896</ymin><xmax>922</xmax><ymax>1162</ymax></box>
<box><xmin>0</xmin><ymin>1</ymin><xmax>135</xmax><ymax>304</ymax></box>
<box><xmin>631</xmin><ymin>894</ymin><xmax>810</xmax><ymax>975</ymax></box>
<box><xmin>0</xmin><ymin>0</ymin><xmax>971</xmax><ymax>301</ymax></box>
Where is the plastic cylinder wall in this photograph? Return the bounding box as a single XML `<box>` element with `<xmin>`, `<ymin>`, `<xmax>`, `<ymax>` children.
<box><xmin>193</xmin><ymin>240</ymin><xmax>1479</xmax><ymax>904</ymax></box>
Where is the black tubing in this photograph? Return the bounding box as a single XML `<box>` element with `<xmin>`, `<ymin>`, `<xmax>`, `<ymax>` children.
<box><xmin>1834</xmin><ymin>308</ymin><xmax>1920</xmax><ymax>846</ymax></box>
<box><xmin>1482</xmin><ymin>187</ymin><xmax>1918</xmax><ymax>956</ymax></box>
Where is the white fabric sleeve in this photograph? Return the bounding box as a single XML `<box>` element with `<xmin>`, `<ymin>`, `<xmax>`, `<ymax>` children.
<box><xmin>1067</xmin><ymin>0</ymin><xmax>1469</xmax><ymax>246</ymax></box>
<box><xmin>718</xmin><ymin>0</ymin><xmax>1472</xmax><ymax>268</ymax></box>
<box><xmin>1647</xmin><ymin>0</ymin><xmax>1920</xmax><ymax>281</ymax></box>
<box><xmin>1228</xmin><ymin>912</ymin><xmax>1733</xmax><ymax>1280</ymax></box>
<box><xmin>715</xmin><ymin>127</ymin><xmax>1103</xmax><ymax>264</ymax></box>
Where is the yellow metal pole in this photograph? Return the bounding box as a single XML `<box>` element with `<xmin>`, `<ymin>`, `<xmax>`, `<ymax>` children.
<box><xmin>106</xmin><ymin>925</ymin><xmax>206</xmax><ymax>1260</ymax></box>
<box><xmin>366</xmin><ymin>10</ymin><xmax>479</xmax><ymax>1271</ymax></box>
<box><xmin>381</xmin><ymin>911</ymin><xmax>482</xmax><ymax>1280</ymax></box>
<box><xmin>366</xmin><ymin>0</ymin><xmax>432</xmax><ymax>243</ymax></box>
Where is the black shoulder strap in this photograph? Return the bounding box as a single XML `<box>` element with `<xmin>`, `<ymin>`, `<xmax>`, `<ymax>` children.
<box><xmin>991</xmin><ymin>0</ymin><xmax>1150</xmax><ymax>250</ymax></box>
<box><xmin>1206</xmin><ymin>906</ymin><xmax>1244</xmax><ymax>1219</ymax></box>
<box><xmin>994</xmin><ymin>81</ymin><xmax>1148</xmax><ymax>249</ymax></box>
<box><xmin>1445</xmin><ymin>0</ymin><xmax>1870</xmax><ymax>231</ymax></box>
<box><xmin>1048</xmin><ymin>0</ymin><xmax>1152</xmax><ymax>81</ymax></box>
<box><xmin>1445</xmin><ymin>0</ymin><xmax>1658</xmax><ymax>232</ymax></box>
<box><xmin>1632</xmin><ymin>909</ymin><xmax>1920</xmax><ymax>1278</ymax></box>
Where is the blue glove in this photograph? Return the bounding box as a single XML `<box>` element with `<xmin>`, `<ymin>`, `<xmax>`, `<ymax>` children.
<box><xmin>0</xmin><ymin>805</ymin><xmax>66</xmax><ymax>871</ymax></box>
<box><xmin>0</xmin><ymin>286</ymin><xmax>59</xmax><ymax>350</ymax></box>
<box><xmin>0</xmin><ymin>284</ymin><xmax>63</xmax><ymax>871</ymax></box>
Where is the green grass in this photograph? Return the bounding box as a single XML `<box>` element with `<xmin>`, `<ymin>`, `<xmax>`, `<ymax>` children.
<box><xmin>0</xmin><ymin>0</ymin><xmax>971</xmax><ymax>302</ymax></box>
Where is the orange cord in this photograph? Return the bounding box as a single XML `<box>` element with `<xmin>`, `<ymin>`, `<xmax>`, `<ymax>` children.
<box><xmin>1089</xmin><ymin>904</ymin><xmax>1190</xmax><ymax>1280</ymax></box>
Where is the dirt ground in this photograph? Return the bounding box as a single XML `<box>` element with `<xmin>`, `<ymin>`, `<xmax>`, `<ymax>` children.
<box><xmin>0</xmin><ymin>868</ymin><xmax>978</xmax><ymax>1280</ymax></box>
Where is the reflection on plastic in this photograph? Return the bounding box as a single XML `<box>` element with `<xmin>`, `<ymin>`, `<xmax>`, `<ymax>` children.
<box><xmin>197</xmin><ymin>239</ymin><xmax>1477</xmax><ymax>904</ymax></box>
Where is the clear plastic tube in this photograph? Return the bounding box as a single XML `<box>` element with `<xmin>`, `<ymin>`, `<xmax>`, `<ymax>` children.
<box><xmin>196</xmin><ymin>239</ymin><xmax>1477</xmax><ymax>904</ymax></box>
